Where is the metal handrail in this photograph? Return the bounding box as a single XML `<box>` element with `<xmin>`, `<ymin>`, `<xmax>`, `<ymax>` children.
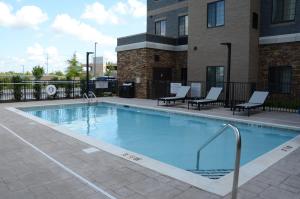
<box><xmin>88</xmin><ymin>91</ymin><xmax>97</xmax><ymax>103</ymax></box>
<box><xmin>196</xmin><ymin>124</ymin><xmax>241</xmax><ymax>199</ymax></box>
<box><xmin>83</xmin><ymin>93</ymin><xmax>89</xmax><ymax>101</ymax></box>
<box><xmin>89</xmin><ymin>91</ymin><xmax>97</xmax><ymax>99</ymax></box>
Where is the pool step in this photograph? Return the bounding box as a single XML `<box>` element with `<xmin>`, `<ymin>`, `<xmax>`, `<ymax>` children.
<box><xmin>187</xmin><ymin>169</ymin><xmax>234</xmax><ymax>179</ymax></box>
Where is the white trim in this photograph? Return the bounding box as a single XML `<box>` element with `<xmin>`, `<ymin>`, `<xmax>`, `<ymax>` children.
<box><xmin>116</xmin><ymin>41</ymin><xmax>188</xmax><ymax>52</ymax></box>
<box><xmin>0</xmin><ymin>123</ymin><xmax>117</xmax><ymax>199</ymax></box>
<box><xmin>7</xmin><ymin>102</ymin><xmax>300</xmax><ymax>196</ymax></box>
<box><xmin>259</xmin><ymin>33</ymin><xmax>300</xmax><ymax>44</ymax></box>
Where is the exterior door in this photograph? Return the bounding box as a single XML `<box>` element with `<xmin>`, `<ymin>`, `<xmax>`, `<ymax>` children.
<box><xmin>152</xmin><ymin>68</ymin><xmax>172</xmax><ymax>98</ymax></box>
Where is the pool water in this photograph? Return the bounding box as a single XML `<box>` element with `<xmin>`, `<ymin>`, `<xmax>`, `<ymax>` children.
<box><xmin>21</xmin><ymin>103</ymin><xmax>298</xmax><ymax>174</ymax></box>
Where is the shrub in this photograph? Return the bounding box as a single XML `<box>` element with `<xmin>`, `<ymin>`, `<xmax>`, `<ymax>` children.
<box><xmin>32</xmin><ymin>66</ymin><xmax>44</xmax><ymax>100</ymax></box>
<box><xmin>65</xmin><ymin>76</ymin><xmax>72</xmax><ymax>98</ymax></box>
<box><xmin>11</xmin><ymin>76</ymin><xmax>23</xmax><ymax>101</ymax></box>
<box><xmin>33</xmin><ymin>84</ymin><xmax>42</xmax><ymax>100</ymax></box>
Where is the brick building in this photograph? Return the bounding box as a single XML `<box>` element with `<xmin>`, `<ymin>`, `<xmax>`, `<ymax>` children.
<box><xmin>117</xmin><ymin>0</ymin><xmax>300</xmax><ymax>99</ymax></box>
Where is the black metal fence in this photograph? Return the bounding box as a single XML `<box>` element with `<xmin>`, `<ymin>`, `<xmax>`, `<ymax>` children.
<box><xmin>0</xmin><ymin>80</ymin><xmax>118</xmax><ymax>103</ymax></box>
<box><xmin>148</xmin><ymin>80</ymin><xmax>300</xmax><ymax>113</ymax></box>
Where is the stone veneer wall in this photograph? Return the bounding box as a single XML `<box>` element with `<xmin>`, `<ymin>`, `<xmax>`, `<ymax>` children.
<box><xmin>259</xmin><ymin>42</ymin><xmax>300</xmax><ymax>88</ymax></box>
<box><xmin>117</xmin><ymin>48</ymin><xmax>187</xmax><ymax>98</ymax></box>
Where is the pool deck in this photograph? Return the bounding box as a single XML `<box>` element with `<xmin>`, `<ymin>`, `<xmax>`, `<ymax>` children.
<box><xmin>0</xmin><ymin>97</ymin><xmax>299</xmax><ymax>199</ymax></box>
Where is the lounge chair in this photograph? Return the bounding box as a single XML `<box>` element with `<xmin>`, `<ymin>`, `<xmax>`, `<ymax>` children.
<box><xmin>157</xmin><ymin>86</ymin><xmax>190</xmax><ymax>106</ymax></box>
<box><xmin>233</xmin><ymin>91</ymin><xmax>269</xmax><ymax>116</ymax></box>
<box><xmin>188</xmin><ymin>87</ymin><xmax>223</xmax><ymax>110</ymax></box>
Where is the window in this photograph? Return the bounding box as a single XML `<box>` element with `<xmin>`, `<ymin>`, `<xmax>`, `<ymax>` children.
<box><xmin>207</xmin><ymin>66</ymin><xmax>224</xmax><ymax>88</ymax></box>
<box><xmin>252</xmin><ymin>12</ymin><xmax>259</xmax><ymax>29</ymax></box>
<box><xmin>155</xmin><ymin>20</ymin><xmax>166</xmax><ymax>36</ymax></box>
<box><xmin>178</xmin><ymin>15</ymin><xmax>188</xmax><ymax>36</ymax></box>
<box><xmin>269</xmin><ymin>66</ymin><xmax>292</xmax><ymax>93</ymax></box>
<box><xmin>207</xmin><ymin>0</ymin><xmax>225</xmax><ymax>28</ymax></box>
<box><xmin>272</xmin><ymin>0</ymin><xmax>296</xmax><ymax>23</ymax></box>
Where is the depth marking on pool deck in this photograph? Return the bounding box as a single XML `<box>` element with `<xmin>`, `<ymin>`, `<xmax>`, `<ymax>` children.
<box><xmin>0</xmin><ymin>123</ymin><xmax>117</xmax><ymax>199</ymax></box>
<box><xmin>83</xmin><ymin>147</ymin><xmax>100</xmax><ymax>154</ymax></box>
<box><xmin>122</xmin><ymin>152</ymin><xmax>142</xmax><ymax>161</ymax></box>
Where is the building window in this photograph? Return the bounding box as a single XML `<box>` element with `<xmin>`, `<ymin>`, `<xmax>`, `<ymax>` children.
<box><xmin>207</xmin><ymin>0</ymin><xmax>225</xmax><ymax>28</ymax></box>
<box><xmin>155</xmin><ymin>20</ymin><xmax>166</xmax><ymax>36</ymax></box>
<box><xmin>207</xmin><ymin>66</ymin><xmax>224</xmax><ymax>88</ymax></box>
<box><xmin>178</xmin><ymin>15</ymin><xmax>188</xmax><ymax>37</ymax></box>
<box><xmin>272</xmin><ymin>0</ymin><xmax>296</xmax><ymax>23</ymax></box>
<box><xmin>269</xmin><ymin>66</ymin><xmax>292</xmax><ymax>93</ymax></box>
<box><xmin>252</xmin><ymin>12</ymin><xmax>259</xmax><ymax>29</ymax></box>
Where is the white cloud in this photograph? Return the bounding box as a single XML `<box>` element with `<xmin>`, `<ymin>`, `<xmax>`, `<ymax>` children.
<box><xmin>81</xmin><ymin>2</ymin><xmax>120</xmax><ymax>25</ymax></box>
<box><xmin>112</xmin><ymin>2</ymin><xmax>128</xmax><ymax>15</ymax></box>
<box><xmin>26</xmin><ymin>43</ymin><xmax>66</xmax><ymax>72</ymax></box>
<box><xmin>52</xmin><ymin>14</ymin><xmax>116</xmax><ymax>46</ymax></box>
<box><xmin>0</xmin><ymin>2</ymin><xmax>48</xmax><ymax>29</ymax></box>
<box><xmin>103</xmin><ymin>51</ymin><xmax>117</xmax><ymax>63</ymax></box>
<box><xmin>126</xmin><ymin>0</ymin><xmax>147</xmax><ymax>17</ymax></box>
<box><xmin>81</xmin><ymin>0</ymin><xmax>146</xmax><ymax>25</ymax></box>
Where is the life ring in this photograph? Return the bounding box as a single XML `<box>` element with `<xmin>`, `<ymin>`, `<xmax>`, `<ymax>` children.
<box><xmin>46</xmin><ymin>85</ymin><xmax>57</xmax><ymax>96</ymax></box>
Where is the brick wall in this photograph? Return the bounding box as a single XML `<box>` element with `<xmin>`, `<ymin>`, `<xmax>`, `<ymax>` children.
<box><xmin>117</xmin><ymin>48</ymin><xmax>187</xmax><ymax>98</ymax></box>
<box><xmin>259</xmin><ymin>42</ymin><xmax>300</xmax><ymax>87</ymax></box>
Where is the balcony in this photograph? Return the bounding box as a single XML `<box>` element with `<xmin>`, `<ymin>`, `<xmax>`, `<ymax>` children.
<box><xmin>116</xmin><ymin>33</ymin><xmax>188</xmax><ymax>51</ymax></box>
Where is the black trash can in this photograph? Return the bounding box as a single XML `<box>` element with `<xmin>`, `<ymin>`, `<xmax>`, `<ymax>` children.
<box><xmin>119</xmin><ymin>82</ymin><xmax>135</xmax><ymax>98</ymax></box>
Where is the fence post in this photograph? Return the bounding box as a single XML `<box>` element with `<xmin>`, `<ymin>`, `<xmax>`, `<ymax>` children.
<box><xmin>23</xmin><ymin>84</ymin><xmax>26</xmax><ymax>101</ymax></box>
<box><xmin>72</xmin><ymin>80</ymin><xmax>75</xmax><ymax>99</ymax></box>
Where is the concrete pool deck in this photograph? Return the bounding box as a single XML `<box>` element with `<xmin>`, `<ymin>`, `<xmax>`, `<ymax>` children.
<box><xmin>0</xmin><ymin>97</ymin><xmax>300</xmax><ymax>199</ymax></box>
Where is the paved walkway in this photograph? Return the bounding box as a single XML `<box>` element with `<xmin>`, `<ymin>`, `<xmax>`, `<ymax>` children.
<box><xmin>0</xmin><ymin>98</ymin><xmax>299</xmax><ymax>199</ymax></box>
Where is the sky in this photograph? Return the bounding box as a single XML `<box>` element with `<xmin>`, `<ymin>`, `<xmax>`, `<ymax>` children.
<box><xmin>0</xmin><ymin>0</ymin><xmax>146</xmax><ymax>73</ymax></box>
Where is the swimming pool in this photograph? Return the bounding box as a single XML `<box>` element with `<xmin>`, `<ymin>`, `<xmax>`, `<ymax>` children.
<box><xmin>20</xmin><ymin>103</ymin><xmax>299</xmax><ymax>179</ymax></box>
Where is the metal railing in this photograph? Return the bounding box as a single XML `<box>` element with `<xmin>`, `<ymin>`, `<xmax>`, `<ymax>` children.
<box><xmin>147</xmin><ymin>80</ymin><xmax>300</xmax><ymax>113</ymax></box>
<box><xmin>0</xmin><ymin>80</ymin><xmax>118</xmax><ymax>103</ymax></box>
<box><xmin>83</xmin><ymin>91</ymin><xmax>98</xmax><ymax>103</ymax></box>
<box><xmin>196</xmin><ymin>124</ymin><xmax>241</xmax><ymax>199</ymax></box>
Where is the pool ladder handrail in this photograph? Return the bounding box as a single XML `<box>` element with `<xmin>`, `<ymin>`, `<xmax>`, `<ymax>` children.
<box><xmin>83</xmin><ymin>91</ymin><xmax>98</xmax><ymax>103</ymax></box>
<box><xmin>196</xmin><ymin>124</ymin><xmax>241</xmax><ymax>199</ymax></box>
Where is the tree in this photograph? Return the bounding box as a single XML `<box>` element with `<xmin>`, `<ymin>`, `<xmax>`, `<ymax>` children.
<box><xmin>32</xmin><ymin>66</ymin><xmax>45</xmax><ymax>80</ymax></box>
<box><xmin>12</xmin><ymin>75</ymin><xmax>23</xmax><ymax>101</ymax></box>
<box><xmin>32</xmin><ymin>66</ymin><xmax>44</xmax><ymax>100</ymax></box>
<box><xmin>66</xmin><ymin>54</ymin><xmax>82</xmax><ymax>79</ymax></box>
<box><xmin>54</xmin><ymin>71</ymin><xmax>64</xmax><ymax>76</ymax></box>
<box><xmin>105</xmin><ymin>62</ymin><xmax>117</xmax><ymax>76</ymax></box>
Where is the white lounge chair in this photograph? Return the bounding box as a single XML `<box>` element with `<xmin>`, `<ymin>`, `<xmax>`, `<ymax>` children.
<box><xmin>233</xmin><ymin>91</ymin><xmax>269</xmax><ymax>116</ymax></box>
<box><xmin>188</xmin><ymin>87</ymin><xmax>223</xmax><ymax>110</ymax></box>
<box><xmin>157</xmin><ymin>86</ymin><xmax>190</xmax><ymax>106</ymax></box>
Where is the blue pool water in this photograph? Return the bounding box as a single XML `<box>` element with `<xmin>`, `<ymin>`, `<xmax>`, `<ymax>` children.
<box><xmin>21</xmin><ymin>103</ymin><xmax>298</xmax><ymax>173</ymax></box>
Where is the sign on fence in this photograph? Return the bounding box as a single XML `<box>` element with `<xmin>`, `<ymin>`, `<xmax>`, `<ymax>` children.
<box><xmin>96</xmin><ymin>81</ymin><xmax>108</xmax><ymax>89</ymax></box>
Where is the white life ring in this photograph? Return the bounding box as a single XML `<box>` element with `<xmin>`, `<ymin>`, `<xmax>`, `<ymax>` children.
<box><xmin>46</xmin><ymin>85</ymin><xmax>57</xmax><ymax>96</ymax></box>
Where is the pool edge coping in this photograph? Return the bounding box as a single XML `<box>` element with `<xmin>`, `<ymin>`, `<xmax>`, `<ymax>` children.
<box><xmin>6</xmin><ymin>100</ymin><xmax>300</xmax><ymax>196</ymax></box>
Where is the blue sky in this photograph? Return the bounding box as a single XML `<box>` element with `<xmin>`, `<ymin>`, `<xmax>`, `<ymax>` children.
<box><xmin>0</xmin><ymin>0</ymin><xmax>146</xmax><ymax>73</ymax></box>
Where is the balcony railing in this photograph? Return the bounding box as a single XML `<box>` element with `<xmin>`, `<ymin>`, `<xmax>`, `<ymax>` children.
<box><xmin>117</xmin><ymin>33</ymin><xmax>188</xmax><ymax>46</ymax></box>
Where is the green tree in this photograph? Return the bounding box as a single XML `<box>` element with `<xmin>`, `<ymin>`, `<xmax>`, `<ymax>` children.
<box><xmin>32</xmin><ymin>66</ymin><xmax>45</xmax><ymax>80</ymax></box>
<box><xmin>105</xmin><ymin>62</ymin><xmax>117</xmax><ymax>76</ymax></box>
<box><xmin>11</xmin><ymin>75</ymin><xmax>23</xmax><ymax>101</ymax></box>
<box><xmin>32</xmin><ymin>66</ymin><xmax>44</xmax><ymax>100</ymax></box>
<box><xmin>66</xmin><ymin>54</ymin><xmax>82</xmax><ymax>79</ymax></box>
<box><xmin>54</xmin><ymin>71</ymin><xmax>64</xmax><ymax>76</ymax></box>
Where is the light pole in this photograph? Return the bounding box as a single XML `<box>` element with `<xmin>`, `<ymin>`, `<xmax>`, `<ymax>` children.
<box><xmin>221</xmin><ymin>42</ymin><xmax>232</xmax><ymax>108</ymax></box>
<box><xmin>94</xmin><ymin>42</ymin><xmax>97</xmax><ymax>77</ymax></box>
<box><xmin>86</xmin><ymin>52</ymin><xmax>94</xmax><ymax>94</ymax></box>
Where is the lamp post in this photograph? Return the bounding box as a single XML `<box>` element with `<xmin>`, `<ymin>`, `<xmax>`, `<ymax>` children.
<box><xmin>94</xmin><ymin>42</ymin><xmax>97</xmax><ymax>77</ymax></box>
<box><xmin>86</xmin><ymin>52</ymin><xmax>94</xmax><ymax>94</ymax></box>
<box><xmin>220</xmin><ymin>42</ymin><xmax>232</xmax><ymax>108</ymax></box>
